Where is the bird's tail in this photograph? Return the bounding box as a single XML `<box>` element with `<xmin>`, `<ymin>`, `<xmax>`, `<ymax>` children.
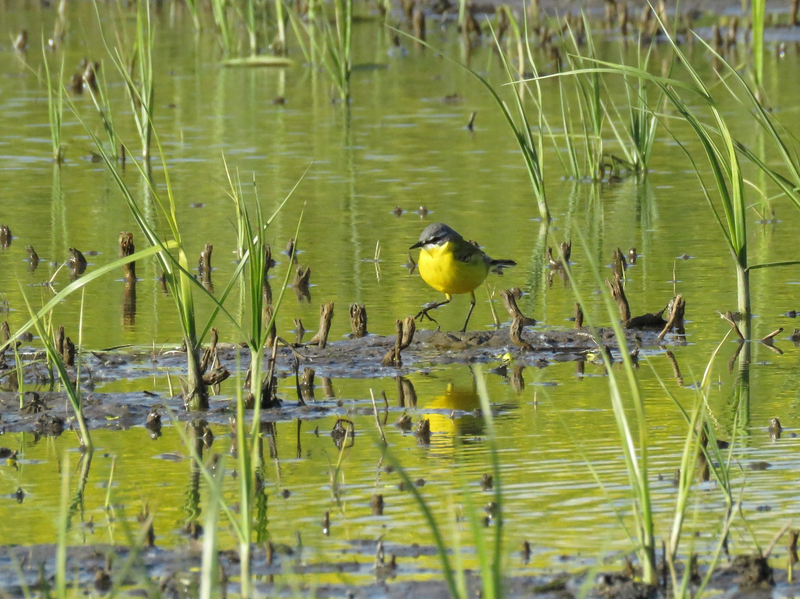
<box><xmin>489</xmin><ymin>258</ymin><xmax>516</xmax><ymax>275</ymax></box>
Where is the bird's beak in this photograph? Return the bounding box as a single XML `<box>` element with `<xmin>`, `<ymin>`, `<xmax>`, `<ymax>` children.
<box><xmin>409</xmin><ymin>241</ymin><xmax>423</xmax><ymax>250</ymax></box>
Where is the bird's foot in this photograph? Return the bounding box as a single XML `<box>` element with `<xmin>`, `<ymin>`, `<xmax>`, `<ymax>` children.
<box><xmin>415</xmin><ymin>303</ymin><xmax>441</xmax><ymax>325</ymax></box>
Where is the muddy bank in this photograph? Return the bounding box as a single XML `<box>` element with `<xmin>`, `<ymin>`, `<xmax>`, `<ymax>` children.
<box><xmin>0</xmin><ymin>325</ymin><xmax>689</xmax><ymax>433</ymax></box>
<box><xmin>0</xmin><ymin>378</ymin><xmax>519</xmax><ymax>433</ymax></box>
<box><xmin>1</xmin><ymin>325</ymin><xmax>682</xmax><ymax>387</ymax></box>
<box><xmin>0</xmin><ymin>540</ymin><xmax>794</xmax><ymax>598</ymax></box>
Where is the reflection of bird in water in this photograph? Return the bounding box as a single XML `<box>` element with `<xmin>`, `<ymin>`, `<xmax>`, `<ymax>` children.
<box><xmin>424</xmin><ymin>381</ymin><xmax>485</xmax><ymax>439</ymax></box>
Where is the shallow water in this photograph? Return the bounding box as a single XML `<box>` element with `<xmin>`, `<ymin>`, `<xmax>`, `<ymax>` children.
<box><xmin>2</xmin><ymin>1</ymin><xmax>800</xmax><ymax>589</ymax></box>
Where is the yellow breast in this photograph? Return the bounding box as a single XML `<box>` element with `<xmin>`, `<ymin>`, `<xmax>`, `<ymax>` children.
<box><xmin>417</xmin><ymin>242</ymin><xmax>489</xmax><ymax>295</ymax></box>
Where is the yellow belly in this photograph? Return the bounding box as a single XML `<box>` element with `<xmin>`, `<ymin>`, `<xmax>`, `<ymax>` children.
<box><xmin>418</xmin><ymin>243</ymin><xmax>489</xmax><ymax>295</ymax></box>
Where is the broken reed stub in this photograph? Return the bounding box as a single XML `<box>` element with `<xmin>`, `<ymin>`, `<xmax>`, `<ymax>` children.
<box><xmin>509</xmin><ymin>317</ymin><xmax>532</xmax><ymax>350</ymax></box>
<box><xmin>200</xmin><ymin>327</ymin><xmax>219</xmax><ymax>374</ymax></box>
<box><xmin>611</xmin><ymin>247</ymin><xmax>627</xmax><ymax>281</ymax></box>
<box><xmin>381</xmin><ymin>316</ymin><xmax>416</xmax><ymax>367</ymax></box>
<box><xmin>499</xmin><ymin>288</ymin><xmax>536</xmax><ymax>326</ymax></box>
<box><xmin>349</xmin><ymin>303</ymin><xmax>368</xmax><ymax>338</ymax></box>
<box><xmin>657</xmin><ymin>294</ymin><xmax>686</xmax><ymax>341</ymax></box>
<box><xmin>0</xmin><ymin>225</ymin><xmax>11</xmax><ymax>249</ymax></box>
<box><xmin>574</xmin><ymin>303</ymin><xmax>583</xmax><ymax>328</ymax></box>
<box><xmin>63</xmin><ymin>336</ymin><xmax>75</xmax><ymax>367</ymax></box>
<box><xmin>285</xmin><ymin>238</ymin><xmax>296</xmax><ymax>261</ymax></box>
<box><xmin>55</xmin><ymin>325</ymin><xmax>65</xmax><ymax>358</ymax></box>
<box><xmin>68</xmin><ymin>247</ymin><xmax>87</xmax><ymax>275</ymax></box>
<box><xmin>309</xmin><ymin>302</ymin><xmax>334</xmax><ymax>349</ymax></box>
<box><xmin>293</xmin><ymin>318</ymin><xmax>305</xmax><ymax>345</ymax></box>
<box><xmin>607</xmin><ymin>273</ymin><xmax>631</xmax><ymax>324</ymax></box>
<box><xmin>547</xmin><ymin>240</ymin><xmax>572</xmax><ymax>269</ymax></box>
<box><xmin>202</xmin><ymin>366</ymin><xmax>230</xmax><ymax>386</ymax></box>
<box><xmin>119</xmin><ymin>231</ymin><xmax>136</xmax><ymax>281</ymax></box>
<box><xmin>198</xmin><ymin>243</ymin><xmax>213</xmax><ymax>277</ymax></box>
<box><xmin>263</xmin><ymin>305</ymin><xmax>276</xmax><ymax>348</ymax></box>
<box><xmin>722</xmin><ymin>310</ymin><xmax>745</xmax><ymax>341</ymax></box>
<box><xmin>293</xmin><ymin>265</ymin><xmax>311</xmax><ymax>287</ymax></box>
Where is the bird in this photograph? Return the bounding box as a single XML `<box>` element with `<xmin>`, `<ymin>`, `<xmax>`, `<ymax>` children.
<box><xmin>410</xmin><ymin>223</ymin><xmax>516</xmax><ymax>332</ymax></box>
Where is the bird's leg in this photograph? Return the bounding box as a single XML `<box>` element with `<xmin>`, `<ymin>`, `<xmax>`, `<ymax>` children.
<box><xmin>460</xmin><ymin>291</ymin><xmax>477</xmax><ymax>333</ymax></box>
<box><xmin>415</xmin><ymin>295</ymin><xmax>451</xmax><ymax>326</ymax></box>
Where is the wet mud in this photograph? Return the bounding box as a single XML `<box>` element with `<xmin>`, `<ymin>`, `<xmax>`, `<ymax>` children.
<box><xmin>0</xmin><ymin>540</ymin><xmax>795</xmax><ymax>599</ymax></box>
<box><xmin>1</xmin><ymin>325</ymin><xmax>680</xmax><ymax>386</ymax></box>
<box><xmin>0</xmin><ymin>326</ymin><xmax>683</xmax><ymax>433</ymax></box>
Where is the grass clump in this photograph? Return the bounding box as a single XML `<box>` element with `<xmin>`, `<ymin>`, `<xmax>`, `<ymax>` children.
<box><xmin>290</xmin><ymin>0</ymin><xmax>353</xmax><ymax>104</ymax></box>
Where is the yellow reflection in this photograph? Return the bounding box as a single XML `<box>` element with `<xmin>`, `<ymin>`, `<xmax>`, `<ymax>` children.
<box><xmin>421</xmin><ymin>376</ymin><xmax>485</xmax><ymax>453</ymax></box>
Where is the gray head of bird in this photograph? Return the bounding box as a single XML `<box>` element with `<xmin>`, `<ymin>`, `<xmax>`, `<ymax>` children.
<box><xmin>410</xmin><ymin>223</ymin><xmax>462</xmax><ymax>251</ymax></box>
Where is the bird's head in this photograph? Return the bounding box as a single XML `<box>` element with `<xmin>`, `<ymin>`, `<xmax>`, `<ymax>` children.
<box><xmin>410</xmin><ymin>223</ymin><xmax>462</xmax><ymax>251</ymax></box>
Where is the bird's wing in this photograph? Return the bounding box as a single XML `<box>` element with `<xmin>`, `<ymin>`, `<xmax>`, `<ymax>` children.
<box><xmin>454</xmin><ymin>241</ymin><xmax>485</xmax><ymax>263</ymax></box>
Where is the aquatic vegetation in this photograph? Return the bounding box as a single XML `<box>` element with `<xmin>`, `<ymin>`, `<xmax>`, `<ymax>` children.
<box><xmin>561</xmin><ymin>13</ymin><xmax>605</xmax><ymax>181</ymax></box>
<box><xmin>650</xmin><ymin>340</ymin><xmax>743</xmax><ymax>598</ymax></box>
<box><xmin>41</xmin><ymin>41</ymin><xmax>65</xmax><ymax>164</ymax></box>
<box><xmin>290</xmin><ymin>0</ymin><xmax>353</xmax><ymax>104</ymax></box>
<box><xmin>84</xmin><ymin>58</ymin><xmax>119</xmax><ymax>162</ymax></box>
<box><xmin>19</xmin><ymin>290</ymin><xmax>92</xmax><ymax>450</ymax></box>
<box><xmin>558</xmin><ymin>235</ymin><xmax>755</xmax><ymax>591</ymax></box>
<box><xmin>537</xmin><ymin>18</ymin><xmax>800</xmax><ymax>337</ymax></box>
<box><xmin>559</xmin><ymin>241</ymin><xmax>656</xmax><ymax>585</ymax></box>
<box><xmin>210</xmin><ymin>0</ymin><xmax>234</xmax><ymax>54</ymax></box>
<box><xmin>91</xmin><ymin>0</ymin><xmax>154</xmax><ymax>162</ymax></box>
<box><xmin>130</xmin><ymin>0</ymin><xmax>155</xmax><ymax>163</ymax></box>
<box><xmin>752</xmin><ymin>0</ymin><xmax>765</xmax><ymax>92</ymax></box>
<box><xmin>272</xmin><ymin>0</ymin><xmax>287</xmax><ymax>55</ymax></box>
<box><xmin>398</xmin><ymin>25</ymin><xmax>550</xmax><ymax>222</ymax></box>
<box><xmin>4</xmin><ymin>3</ymin><xmax>800</xmax><ymax>596</ymax></box>
<box><xmin>223</xmin><ymin>156</ymin><xmax>305</xmax><ymax>405</ymax></box>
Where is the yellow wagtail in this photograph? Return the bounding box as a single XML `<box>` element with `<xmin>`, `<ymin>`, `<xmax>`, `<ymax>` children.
<box><xmin>410</xmin><ymin>223</ymin><xmax>516</xmax><ymax>332</ymax></box>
